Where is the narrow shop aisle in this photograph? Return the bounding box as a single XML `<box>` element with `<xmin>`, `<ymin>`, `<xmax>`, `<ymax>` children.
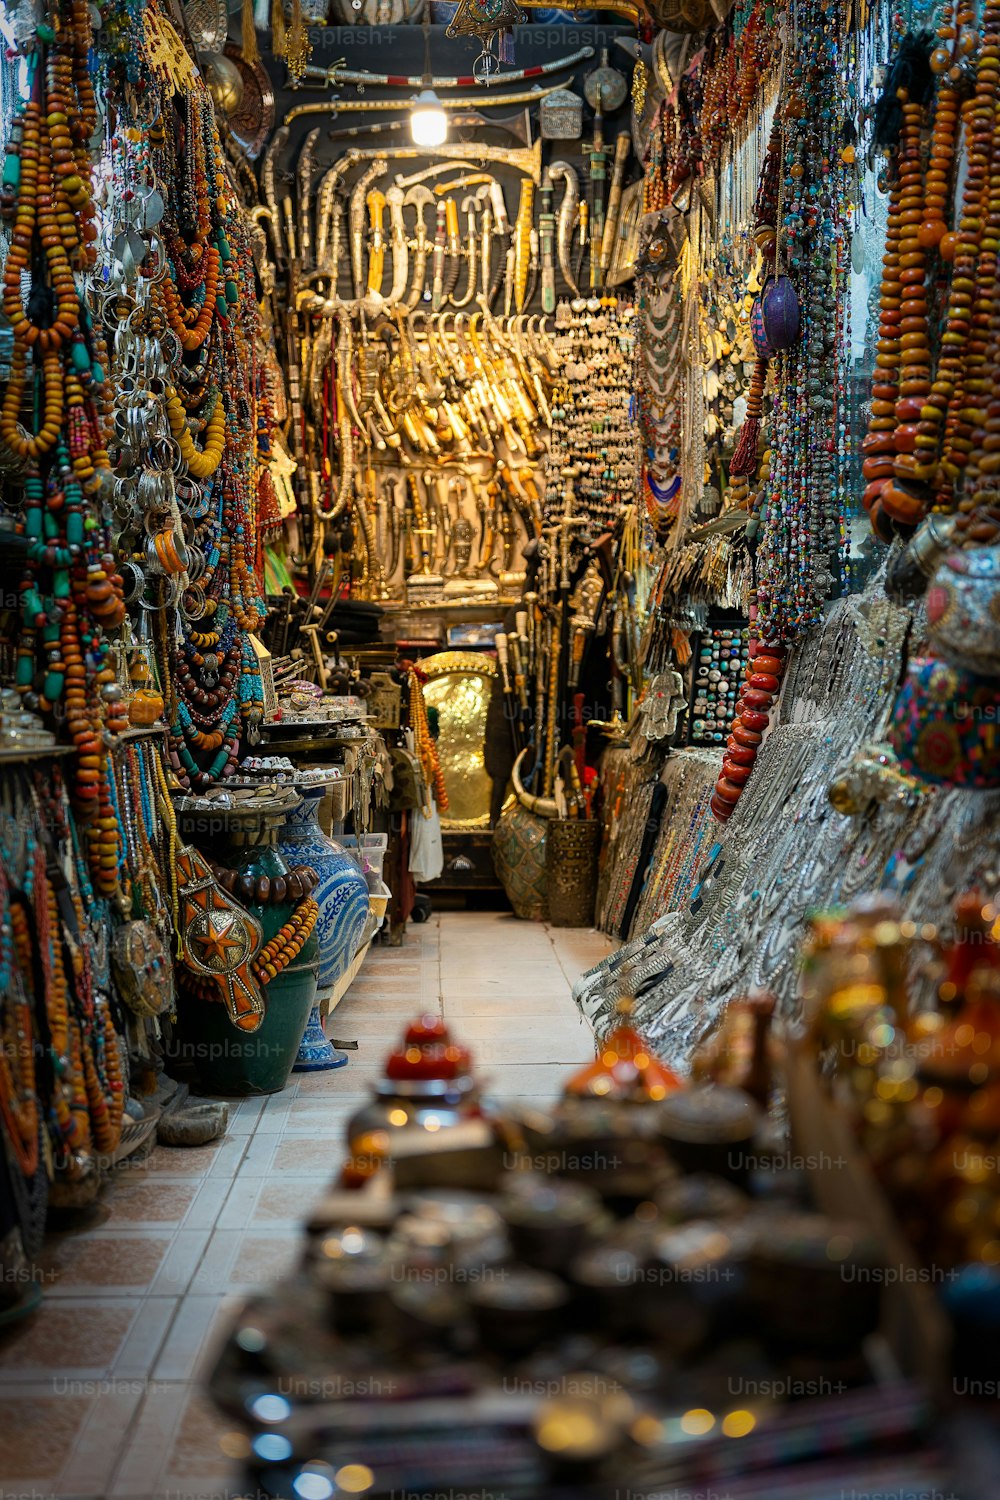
<box><xmin>0</xmin><ymin>912</ymin><xmax>613</xmax><ymax>1500</ymax></box>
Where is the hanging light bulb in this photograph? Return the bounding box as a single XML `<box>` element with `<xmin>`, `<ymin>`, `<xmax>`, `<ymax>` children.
<box><xmin>410</xmin><ymin>15</ymin><xmax>447</xmax><ymax>148</ymax></box>
<box><xmin>410</xmin><ymin>88</ymin><xmax>448</xmax><ymax>147</ymax></box>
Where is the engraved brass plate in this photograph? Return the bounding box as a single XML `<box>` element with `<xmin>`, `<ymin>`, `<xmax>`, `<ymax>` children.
<box><xmin>420</xmin><ymin>650</ymin><xmax>497</xmax><ymax>830</ymax></box>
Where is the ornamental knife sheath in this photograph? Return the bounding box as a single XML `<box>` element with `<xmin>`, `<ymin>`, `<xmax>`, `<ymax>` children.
<box><xmin>601</xmin><ymin>133</ymin><xmax>631</xmax><ymax>280</ymax></box>
<box><xmin>539</xmin><ymin>169</ymin><xmax>556</xmax><ymax>314</ymax></box>
<box><xmin>513</xmin><ymin>180</ymin><xmax>534</xmax><ymax>313</ymax></box>
<box><xmin>350</xmin><ymin>159</ymin><xmax>387</xmax><ymax>299</ymax></box>
<box><xmin>431</xmin><ymin>201</ymin><xmax>447</xmax><ymax>311</ymax></box>
<box><xmin>549</xmin><ymin>160</ymin><xmax>580</xmax><ymax>298</ymax></box>
<box><xmin>489</xmin><ymin>179</ymin><xmax>509</xmax><ymax>237</ymax></box>
<box><xmin>452</xmin><ymin>193</ymin><xmax>479</xmax><ymax>308</ymax></box>
<box><xmin>589</xmin><ymin>109</ymin><xmax>606</xmax><ymax>290</ymax></box>
<box><xmin>443</xmin><ymin>197</ymin><xmax>462</xmax><ymax>303</ymax></box>
<box><xmin>366</xmin><ymin>188</ymin><xmax>387</xmax><ymax>298</ymax></box>
<box><xmin>404</xmin><ymin>184</ymin><xmax>434</xmax><ymax>309</ymax></box>
<box><xmin>385</xmin><ymin>186</ymin><xmax>409</xmax><ymax>303</ymax></box>
<box><xmin>296</xmin><ymin>127</ymin><xmax>320</xmax><ymax>274</ymax></box>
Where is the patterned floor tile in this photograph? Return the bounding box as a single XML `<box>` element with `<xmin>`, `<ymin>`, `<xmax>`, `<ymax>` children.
<box><xmin>0</xmin><ymin>909</ymin><xmax>608</xmax><ymax>1499</ymax></box>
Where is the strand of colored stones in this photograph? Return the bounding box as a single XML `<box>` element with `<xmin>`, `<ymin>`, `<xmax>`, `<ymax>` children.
<box><xmin>887</xmin><ymin>0</ymin><xmax>1000</xmax><ymax>531</ymax></box>
<box><xmin>152</xmin><ymin>83</ymin><xmax>266</xmax><ymax>790</ymax></box>
<box><xmin>408</xmin><ymin>666</ymin><xmax>448</xmax><ymax>813</ymax></box>
<box><xmin>862</xmin><ymin>89</ymin><xmax>924</xmax><ymax>536</ymax></box>
<box><xmin>923</xmin><ymin>0</ymin><xmax>969</xmax><ymax>251</ymax></box>
<box><xmin>932</xmin><ymin>3</ymin><xmax>1000</xmax><ymax>513</ymax></box>
<box><xmin>730</xmin><ymin>117</ymin><xmax>782</xmax><ymax>483</ymax></box>
<box><xmin>1</xmin><ymin>894</ymin><xmax>41</xmax><ymax>1178</ymax></box>
<box><xmin>712</xmin><ymin>588</ymin><xmax>786</xmax><ymax>823</ymax></box>
<box><xmin>254</xmin><ymin>897</ymin><xmax>320</xmax><ymax>984</ymax></box>
<box><xmin>951</xmin><ymin>213</ymin><xmax>1000</xmax><ymax>545</ymax></box>
<box><xmin>755</xmin><ymin>0</ymin><xmax>849</xmax><ymax>643</ymax></box>
<box><xmin>211</xmin><ymin>863</ymin><xmax>319</xmax><ymax>906</ymax></box>
<box><xmin>1</xmin><ymin>9</ymin><xmax>127</xmax><ymax>896</ymax></box>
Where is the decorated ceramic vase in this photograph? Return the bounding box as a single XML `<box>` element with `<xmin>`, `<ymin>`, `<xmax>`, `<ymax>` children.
<box><xmin>172</xmin><ymin>790</ymin><xmax>320</xmax><ymax>1095</ymax></box>
<box><xmin>492</xmin><ymin>800</ymin><xmax>549</xmax><ymax>921</ymax></box>
<box><xmin>926</xmin><ymin>545</ymin><xmax>1000</xmax><ymax>677</ymax></box>
<box><xmin>277</xmin><ymin>783</ymin><xmax>371</xmax><ymax>1070</ymax></box>
<box><xmin>888</xmin><ymin>656</ymin><xmax>1000</xmax><ymax>788</ymax></box>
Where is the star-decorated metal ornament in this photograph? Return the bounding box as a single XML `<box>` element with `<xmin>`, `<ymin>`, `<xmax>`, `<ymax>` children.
<box><xmin>176</xmin><ymin>846</ymin><xmax>267</xmax><ymax>1032</ymax></box>
<box><xmin>446</xmin><ymin>0</ymin><xmax>526</xmax><ymax>75</ymax></box>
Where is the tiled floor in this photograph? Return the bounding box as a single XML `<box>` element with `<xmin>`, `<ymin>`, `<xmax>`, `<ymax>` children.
<box><xmin>0</xmin><ymin>910</ymin><xmax>612</xmax><ymax>1500</ymax></box>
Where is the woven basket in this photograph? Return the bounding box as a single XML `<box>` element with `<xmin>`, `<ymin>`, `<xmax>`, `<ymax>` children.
<box><xmin>546</xmin><ymin>818</ymin><xmax>601</xmax><ymax>928</ymax></box>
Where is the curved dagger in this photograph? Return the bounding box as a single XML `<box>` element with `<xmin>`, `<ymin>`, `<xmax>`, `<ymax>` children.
<box><xmin>332</xmin><ymin>316</ymin><xmax>356</xmax><ymax>519</ymax></box>
<box><xmin>404</xmin><ymin>185</ymin><xmax>434</xmax><ymax>309</ymax></box>
<box><xmin>314</xmin><ymin>148</ymin><xmax>363</xmax><ymax>269</ymax></box>
<box><xmin>385</xmin><ymin>185</ymin><xmax>409</xmax><ymax>304</ymax></box>
<box><xmin>431</xmin><ymin>201</ymin><xmax>448</xmax><ymax>312</ymax></box>
<box><xmin>315</xmin><ymin>165</ymin><xmax>340</xmax><ymax>270</ymax></box>
<box><xmin>539</xmin><ymin>165</ymin><xmax>556</xmax><ymax>314</ymax></box>
<box><xmin>452</xmin><ymin>187</ymin><xmax>486</xmax><ymax>309</ymax></box>
<box><xmin>442</xmin><ymin>198</ymin><xmax>462</xmax><ymax>305</ymax></box>
<box><xmin>328</xmin><ymin>196</ymin><xmax>345</xmax><ymax>293</ymax></box>
<box><xmin>513</xmin><ymin>180</ymin><xmax>534</xmax><ymax>314</ymax></box>
<box><xmin>486</xmin><ymin>180</ymin><xmax>509</xmax><ymax>310</ymax></box>
<box><xmin>350</xmin><ymin>159</ymin><xmax>387</xmax><ymax>299</ymax></box>
<box><xmin>601</xmin><ymin>133</ymin><xmax>632</xmax><ymax>283</ymax></box>
<box><xmin>548</xmin><ymin>160</ymin><xmax>580</xmax><ymax>299</ymax></box>
<box><xmin>296</xmin><ymin>128</ymin><xmax>321</xmax><ymax>274</ymax></box>
<box><xmin>366</xmin><ymin>187</ymin><xmax>387</xmax><ymax>299</ymax></box>
<box><xmin>260</xmin><ymin>125</ymin><xmax>289</xmax><ymax>270</ymax></box>
<box><xmin>309</xmin><ymin>316</ymin><xmax>332</xmax><ymax>415</ymax></box>
<box><xmin>433</xmin><ymin>172</ymin><xmax>493</xmax><ymax>197</ymax></box>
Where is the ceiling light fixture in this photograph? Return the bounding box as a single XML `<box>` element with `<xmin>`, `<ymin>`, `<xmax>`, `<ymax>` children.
<box><xmin>410</xmin><ymin>17</ymin><xmax>447</xmax><ymax>147</ymax></box>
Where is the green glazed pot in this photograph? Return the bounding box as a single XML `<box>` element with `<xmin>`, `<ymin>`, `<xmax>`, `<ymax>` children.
<box><xmin>176</xmin><ymin>880</ymin><xmax>319</xmax><ymax>1096</ymax></box>
<box><xmin>172</xmin><ymin>794</ymin><xmax>319</xmax><ymax>1095</ymax></box>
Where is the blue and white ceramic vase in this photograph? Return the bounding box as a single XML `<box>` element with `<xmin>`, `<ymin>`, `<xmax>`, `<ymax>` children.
<box><xmin>277</xmin><ymin>784</ymin><xmax>370</xmax><ymax>1071</ymax></box>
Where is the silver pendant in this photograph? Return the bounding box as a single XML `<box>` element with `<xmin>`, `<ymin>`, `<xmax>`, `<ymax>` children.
<box><xmin>584</xmin><ymin>48</ymin><xmax>628</xmax><ymax>113</ymax></box>
<box><xmin>540</xmin><ymin>88</ymin><xmax>583</xmax><ymax>141</ymax></box>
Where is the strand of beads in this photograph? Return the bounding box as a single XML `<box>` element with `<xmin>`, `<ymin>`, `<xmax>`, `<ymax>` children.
<box><xmin>863</xmin><ymin>88</ymin><xmax>921</xmax><ymax>533</ymax></box>
<box><xmin>1</xmin><ymin>896</ymin><xmax>41</xmax><ymax>1178</ymax></box>
<box><xmin>713</xmin><ymin>597</ymin><xmax>788</xmax><ymax>823</ymax></box>
<box><xmin>884</xmin><ymin>81</ymin><xmax>945</xmax><ymax>532</ymax></box>
<box><xmin>717</xmin><ymin>0</ymin><xmax>850</xmax><ymax>821</ymax></box>
<box><xmin>143</xmin><ymin>66</ymin><xmax>267</xmax><ymax>793</ymax></box>
<box><xmin>755</xmin><ymin>0</ymin><xmax>850</xmax><ymax>645</ymax></box>
<box><xmin>79</xmin><ymin>999</ymin><xmax>125</xmax><ymax>1155</ymax></box>
<box><xmin>167</xmin><ymin>392</ymin><xmax>226</xmax><ymax>478</ymax></box>
<box><xmin>0</xmin><ymin>769</ymin><xmax>125</xmax><ymax>1181</ymax></box>
<box><xmin>0</xmin><ymin>6</ymin><xmax>127</xmax><ymax>895</ymax></box>
<box><xmin>254</xmin><ymin>896</ymin><xmax>320</xmax><ymax>984</ymax></box>
<box><xmin>921</xmin><ymin>0</ymin><xmax>967</xmax><ymax>252</ymax></box>
<box><xmin>913</xmin><ymin>2</ymin><xmax>1000</xmax><ymax>519</ymax></box>
<box><xmin>407</xmin><ymin>665</ymin><xmax>449</xmax><ymax>813</ymax></box>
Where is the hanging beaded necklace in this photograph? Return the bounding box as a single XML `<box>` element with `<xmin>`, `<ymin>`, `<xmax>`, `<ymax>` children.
<box><xmin>755</xmin><ymin>0</ymin><xmax>851</xmax><ymax>644</ymax></box>
<box><xmin>144</xmin><ymin>69</ymin><xmax>266</xmax><ymax>791</ymax></box>
<box><xmin>1</xmin><ymin>5</ymin><xmax>128</xmax><ymax>896</ymax></box>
